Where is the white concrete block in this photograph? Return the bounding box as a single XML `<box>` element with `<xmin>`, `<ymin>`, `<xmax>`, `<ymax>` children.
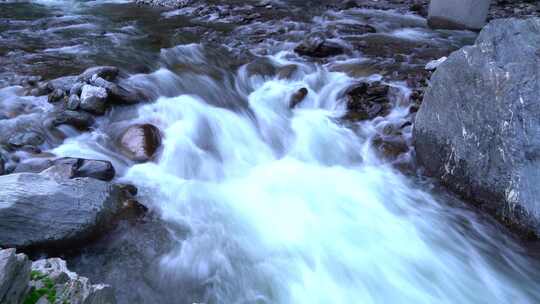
<box><xmin>428</xmin><ymin>0</ymin><xmax>492</xmax><ymax>30</ymax></box>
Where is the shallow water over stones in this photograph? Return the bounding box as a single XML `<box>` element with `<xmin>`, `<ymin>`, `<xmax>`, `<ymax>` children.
<box><xmin>1</xmin><ymin>1</ymin><xmax>540</xmax><ymax>303</ymax></box>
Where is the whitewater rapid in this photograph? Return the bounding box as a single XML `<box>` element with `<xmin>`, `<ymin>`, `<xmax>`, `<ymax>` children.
<box><xmin>2</xmin><ymin>0</ymin><xmax>539</xmax><ymax>302</ymax></box>
<box><xmin>51</xmin><ymin>45</ymin><xmax>540</xmax><ymax>303</ymax></box>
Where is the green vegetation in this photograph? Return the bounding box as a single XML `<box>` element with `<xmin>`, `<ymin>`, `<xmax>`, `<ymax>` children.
<box><xmin>23</xmin><ymin>271</ymin><xmax>57</xmax><ymax>304</ymax></box>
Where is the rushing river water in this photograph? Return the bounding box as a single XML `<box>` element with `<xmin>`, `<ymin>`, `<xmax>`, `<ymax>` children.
<box><xmin>2</xmin><ymin>1</ymin><xmax>540</xmax><ymax>303</ymax></box>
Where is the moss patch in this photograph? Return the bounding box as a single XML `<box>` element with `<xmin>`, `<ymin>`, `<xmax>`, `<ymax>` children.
<box><xmin>23</xmin><ymin>271</ymin><xmax>57</xmax><ymax>304</ymax></box>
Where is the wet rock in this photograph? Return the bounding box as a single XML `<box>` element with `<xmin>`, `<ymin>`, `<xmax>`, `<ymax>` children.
<box><xmin>245</xmin><ymin>58</ymin><xmax>277</xmax><ymax>78</ymax></box>
<box><xmin>352</xmin><ymin>33</ymin><xmax>453</xmax><ymax>62</ymax></box>
<box><xmin>8</xmin><ymin>131</ymin><xmax>44</xmax><ymax>149</ymax></box>
<box><xmin>0</xmin><ymin>248</ymin><xmax>31</xmax><ymax>304</ymax></box>
<box><xmin>289</xmin><ymin>88</ymin><xmax>308</xmax><ymax>108</ymax></box>
<box><xmin>409</xmin><ymin>88</ymin><xmax>424</xmax><ymax>106</ymax></box>
<box><xmin>48</xmin><ymin>88</ymin><xmax>66</xmax><ymax>103</ymax></box>
<box><xmin>47</xmin><ymin>75</ymin><xmax>78</xmax><ymax>93</ymax></box>
<box><xmin>78</xmin><ymin>66</ymin><xmax>119</xmax><ymax>83</ymax></box>
<box><xmin>343</xmin><ymin>82</ymin><xmax>391</xmax><ymax>121</ymax></box>
<box><xmin>373</xmin><ymin>134</ymin><xmax>409</xmax><ymax>160</ymax></box>
<box><xmin>76</xmin><ymin>159</ymin><xmax>116</xmax><ymax>182</ymax></box>
<box><xmin>29</xmin><ymin>88</ymin><xmax>43</xmax><ymax>97</ymax></box>
<box><xmin>69</xmin><ymin>82</ymin><xmax>85</xmax><ymax>96</ymax></box>
<box><xmin>414</xmin><ymin>18</ymin><xmax>540</xmax><ymax>237</ymax></box>
<box><xmin>51</xmin><ymin>110</ymin><xmax>95</xmax><ymax>130</ymax></box>
<box><xmin>277</xmin><ymin>64</ymin><xmax>299</xmax><ymax>79</ymax></box>
<box><xmin>31</xmin><ymin>82</ymin><xmax>51</xmax><ymax>97</ymax></box>
<box><xmin>119</xmin><ymin>124</ymin><xmax>162</xmax><ymax>162</ymax></box>
<box><xmin>67</xmin><ymin>217</ymin><xmax>174</xmax><ymax>304</ymax></box>
<box><xmin>425</xmin><ymin>56</ymin><xmax>447</xmax><ymax>70</ymax></box>
<box><xmin>30</xmin><ymin>258</ymin><xmax>116</xmax><ymax>304</ymax></box>
<box><xmin>80</xmin><ymin>85</ymin><xmax>108</xmax><ymax>115</ymax></box>
<box><xmin>91</xmin><ymin>77</ymin><xmax>141</xmax><ymax>104</ymax></box>
<box><xmin>0</xmin><ymin>114</ymin><xmax>42</xmax><ymax>147</ymax></box>
<box><xmin>52</xmin><ymin>157</ymin><xmax>116</xmax><ymax>181</ymax></box>
<box><xmin>13</xmin><ymin>158</ymin><xmax>54</xmax><ymax>174</ymax></box>
<box><xmin>0</xmin><ymin>172</ymin><xmax>130</xmax><ymax>250</ymax></box>
<box><xmin>334</xmin><ymin>23</ymin><xmax>376</xmax><ymax>36</ymax></box>
<box><xmin>295</xmin><ymin>36</ymin><xmax>344</xmax><ymax>58</ymax></box>
<box><xmin>67</xmin><ymin>94</ymin><xmax>81</xmax><ymax>110</ymax></box>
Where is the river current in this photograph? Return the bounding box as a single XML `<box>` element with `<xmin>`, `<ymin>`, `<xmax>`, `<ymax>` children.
<box><xmin>1</xmin><ymin>1</ymin><xmax>540</xmax><ymax>303</ymax></box>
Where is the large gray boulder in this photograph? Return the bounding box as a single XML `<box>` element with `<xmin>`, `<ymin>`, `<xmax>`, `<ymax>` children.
<box><xmin>414</xmin><ymin>18</ymin><xmax>540</xmax><ymax>236</ymax></box>
<box><xmin>0</xmin><ymin>249</ymin><xmax>31</xmax><ymax>304</ymax></box>
<box><xmin>0</xmin><ymin>172</ymin><xmax>127</xmax><ymax>250</ymax></box>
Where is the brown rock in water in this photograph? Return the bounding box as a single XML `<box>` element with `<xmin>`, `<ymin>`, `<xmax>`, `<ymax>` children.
<box><xmin>47</xmin><ymin>88</ymin><xmax>66</xmax><ymax>103</ymax></box>
<box><xmin>119</xmin><ymin>124</ymin><xmax>162</xmax><ymax>162</ymax></box>
<box><xmin>343</xmin><ymin>82</ymin><xmax>391</xmax><ymax>121</ymax></box>
<box><xmin>373</xmin><ymin>134</ymin><xmax>409</xmax><ymax>160</ymax></box>
<box><xmin>50</xmin><ymin>110</ymin><xmax>95</xmax><ymax>130</ymax></box>
<box><xmin>295</xmin><ymin>36</ymin><xmax>344</xmax><ymax>58</ymax></box>
<box><xmin>289</xmin><ymin>88</ymin><xmax>308</xmax><ymax>108</ymax></box>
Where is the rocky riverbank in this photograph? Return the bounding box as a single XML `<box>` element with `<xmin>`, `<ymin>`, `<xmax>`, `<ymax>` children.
<box><xmin>0</xmin><ymin>248</ymin><xmax>115</xmax><ymax>304</ymax></box>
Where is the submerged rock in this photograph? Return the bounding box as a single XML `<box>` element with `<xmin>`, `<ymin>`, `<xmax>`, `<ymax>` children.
<box><xmin>0</xmin><ymin>248</ymin><xmax>31</xmax><ymax>304</ymax></box>
<box><xmin>245</xmin><ymin>58</ymin><xmax>277</xmax><ymax>78</ymax></box>
<box><xmin>373</xmin><ymin>134</ymin><xmax>409</xmax><ymax>160</ymax></box>
<box><xmin>47</xmin><ymin>88</ymin><xmax>66</xmax><ymax>103</ymax></box>
<box><xmin>8</xmin><ymin>131</ymin><xmax>44</xmax><ymax>149</ymax></box>
<box><xmin>342</xmin><ymin>82</ymin><xmax>391</xmax><ymax>121</ymax></box>
<box><xmin>414</xmin><ymin>18</ymin><xmax>540</xmax><ymax>237</ymax></box>
<box><xmin>0</xmin><ymin>172</ymin><xmax>129</xmax><ymax>250</ymax></box>
<box><xmin>295</xmin><ymin>36</ymin><xmax>344</xmax><ymax>58</ymax></box>
<box><xmin>289</xmin><ymin>88</ymin><xmax>308</xmax><ymax>108</ymax></box>
<box><xmin>119</xmin><ymin>124</ymin><xmax>162</xmax><ymax>162</ymax></box>
<box><xmin>0</xmin><ymin>114</ymin><xmax>43</xmax><ymax>148</ymax></box>
<box><xmin>50</xmin><ymin>110</ymin><xmax>95</xmax><ymax>130</ymax></box>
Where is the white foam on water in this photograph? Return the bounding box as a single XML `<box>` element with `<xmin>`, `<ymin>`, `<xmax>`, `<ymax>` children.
<box><xmin>108</xmin><ymin>54</ymin><xmax>540</xmax><ymax>303</ymax></box>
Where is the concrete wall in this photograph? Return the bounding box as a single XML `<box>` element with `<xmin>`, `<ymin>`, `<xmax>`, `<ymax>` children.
<box><xmin>428</xmin><ymin>0</ymin><xmax>492</xmax><ymax>30</ymax></box>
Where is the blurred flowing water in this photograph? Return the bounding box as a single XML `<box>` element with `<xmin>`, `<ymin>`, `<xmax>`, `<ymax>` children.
<box><xmin>2</xmin><ymin>1</ymin><xmax>540</xmax><ymax>303</ymax></box>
